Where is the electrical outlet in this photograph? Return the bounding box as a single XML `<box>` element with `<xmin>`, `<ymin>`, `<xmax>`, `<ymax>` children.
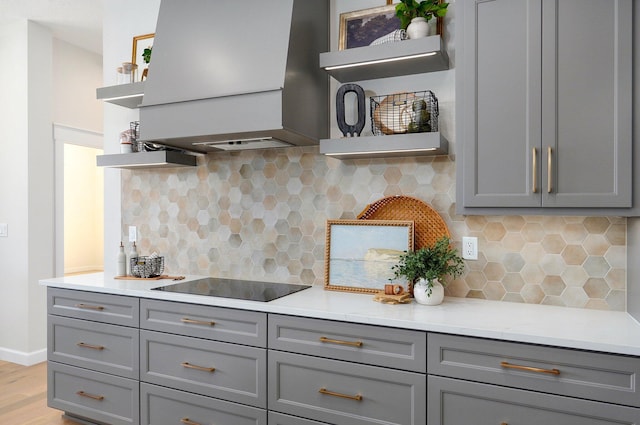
<box><xmin>462</xmin><ymin>236</ymin><xmax>478</xmax><ymax>260</ymax></box>
<box><xmin>129</xmin><ymin>226</ymin><xmax>137</xmax><ymax>242</ymax></box>
<box><xmin>0</xmin><ymin>223</ymin><xmax>7</xmax><ymax>237</ymax></box>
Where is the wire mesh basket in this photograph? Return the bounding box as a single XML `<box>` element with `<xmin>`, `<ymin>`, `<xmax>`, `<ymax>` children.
<box><xmin>130</xmin><ymin>121</ymin><xmax>145</xmax><ymax>152</ymax></box>
<box><xmin>370</xmin><ymin>90</ymin><xmax>439</xmax><ymax>136</ymax></box>
<box><xmin>130</xmin><ymin>256</ymin><xmax>164</xmax><ymax>278</ymax></box>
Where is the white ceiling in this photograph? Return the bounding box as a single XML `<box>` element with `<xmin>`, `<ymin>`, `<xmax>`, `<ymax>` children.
<box><xmin>0</xmin><ymin>0</ymin><xmax>103</xmax><ymax>54</ymax></box>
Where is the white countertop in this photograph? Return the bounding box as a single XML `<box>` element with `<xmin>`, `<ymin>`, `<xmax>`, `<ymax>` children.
<box><xmin>41</xmin><ymin>273</ymin><xmax>640</xmax><ymax>356</ymax></box>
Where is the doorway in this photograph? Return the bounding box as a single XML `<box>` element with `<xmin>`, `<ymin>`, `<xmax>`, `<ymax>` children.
<box><xmin>53</xmin><ymin>124</ymin><xmax>104</xmax><ymax>276</ymax></box>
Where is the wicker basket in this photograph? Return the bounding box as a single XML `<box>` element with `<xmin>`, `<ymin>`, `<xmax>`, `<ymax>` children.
<box><xmin>130</xmin><ymin>256</ymin><xmax>164</xmax><ymax>278</ymax></box>
<box><xmin>370</xmin><ymin>91</ymin><xmax>439</xmax><ymax>136</ymax></box>
<box><xmin>357</xmin><ymin>195</ymin><xmax>450</xmax><ymax>250</ymax></box>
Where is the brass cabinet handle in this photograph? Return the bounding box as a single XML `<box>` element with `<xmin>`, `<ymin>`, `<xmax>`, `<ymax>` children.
<box><xmin>181</xmin><ymin>317</ymin><xmax>216</xmax><ymax>326</ymax></box>
<box><xmin>547</xmin><ymin>146</ymin><xmax>553</xmax><ymax>193</ymax></box>
<box><xmin>75</xmin><ymin>303</ymin><xmax>104</xmax><ymax>311</ymax></box>
<box><xmin>76</xmin><ymin>390</ymin><xmax>104</xmax><ymax>401</ymax></box>
<box><xmin>181</xmin><ymin>418</ymin><xmax>202</xmax><ymax>425</ymax></box>
<box><xmin>319</xmin><ymin>336</ymin><xmax>363</xmax><ymax>348</ymax></box>
<box><xmin>181</xmin><ymin>362</ymin><xmax>216</xmax><ymax>373</ymax></box>
<box><xmin>501</xmin><ymin>361</ymin><xmax>560</xmax><ymax>375</ymax></box>
<box><xmin>319</xmin><ymin>387</ymin><xmax>363</xmax><ymax>401</ymax></box>
<box><xmin>532</xmin><ymin>147</ymin><xmax>537</xmax><ymax>193</ymax></box>
<box><xmin>77</xmin><ymin>342</ymin><xmax>105</xmax><ymax>351</ymax></box>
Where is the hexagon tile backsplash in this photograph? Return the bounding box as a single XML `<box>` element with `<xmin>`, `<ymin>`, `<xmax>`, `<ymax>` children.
<box><xmin>122</xmin><ymin>146</ymin><xmax>626</xmax><ymax>311</ymax></box>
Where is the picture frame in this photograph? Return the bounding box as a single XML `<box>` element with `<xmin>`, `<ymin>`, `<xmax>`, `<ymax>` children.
<box><xmin>339</xmin><ymin>5</ymin><xmax>400</xmax><ymax>50</ymax></box>
<box><xmin>132</xmin><ymin>33</ymin><xmax>154</xmax><ymax>81</ymax></box>
<box><xmin>324</xmin><ymin>219</ymin><xmax>414</xmax><ymax>294</ymax></box>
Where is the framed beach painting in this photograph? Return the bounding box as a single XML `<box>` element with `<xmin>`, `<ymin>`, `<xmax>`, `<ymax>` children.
<box><xmin>324</xmin><ymin>219</ymin><xmax>414</xmax><ymax>294</ymax></box>
<box><xmin>338</xmin><ymin>5</ymin><xmax>401</xmax><ymax>50</ymax></box>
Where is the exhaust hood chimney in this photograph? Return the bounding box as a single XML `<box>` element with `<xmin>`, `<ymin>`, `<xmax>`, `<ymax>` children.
<box><xmin>138</xmin><ymin>0</ymin><xmax>329</xmax><ymax>153</ymax></box>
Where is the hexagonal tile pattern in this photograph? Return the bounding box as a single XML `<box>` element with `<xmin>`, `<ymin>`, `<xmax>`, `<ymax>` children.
<box><xmin>121</xmin><ymin>146</ymin><xmax>627</xmax><ymax>312</ymax></box>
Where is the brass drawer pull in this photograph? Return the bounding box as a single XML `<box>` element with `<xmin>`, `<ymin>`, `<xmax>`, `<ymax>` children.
<box><xmin>319</xmin><ymin>387</ymin><xmax>363</xmax><ymax>401</ymax></box>
<box><xmin>547</xmin><ymin>146</ymin><xmax>553</xmax><ymax>193</ymax></box>
<box><xmin>181</xmin><ymin>418</ymin><xmax>202</xmax><ymax>425</ymax></box>
<box><xmin>182</xmin><ymin>362</ymin><xmax>216</xmax><ymax>373</ymax></box>
<box><xmin>75</xmin><ymin>303</ymin><xmax>104</xmax><ymax>311</ymax></box>
<box><xmin>501</xmin><ymin>361</ymin><xmax>560</xmax><ymax>375</ymax></box>
<box><xmin>77</xmin><ymin>342</ymin><xmax>105</xmax><ymax>350</ymax></box>
<box><xmin>181</xmin><ymin>317</ymin><xmax>216</xmax><ymax>326</ymax></box>
<box><xmin>319</xmin><ymin>336</ymin><xmax>363</xmax><ymax>348</ymax></box>
<box><xmin>532</xmin><ymin>147</ymin><xmax>537</xmax><ymax>193</ymax></box>
<box><xmin>76</xmin><ymin>390</ymin><xmax>104</xmax><ymax>401</ymax></box>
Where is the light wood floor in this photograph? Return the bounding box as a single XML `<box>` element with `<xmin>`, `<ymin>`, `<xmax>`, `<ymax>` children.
<box><xmin>0</xmin><ymin>360</ymin><xmax>76</xmax><ymax>425</ymax></box>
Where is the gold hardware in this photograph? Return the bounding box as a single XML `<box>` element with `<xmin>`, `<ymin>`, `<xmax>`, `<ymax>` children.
<box><xmin>501</xmin><ymin>361</ymin><xmax>560</xmax><ymax>375</ymax></box>
<box><xmin>319</xmin><ymin>336</ymin><xmax>363</xmax><ymax>348</ymax></box>
<box><xmin>319</xmin><ymin>387</ymin><xmax>363</xmax><ymax>401</ymax></box>
<box><xmin>547</xmin><ymin>146</ymin><xmax>553</xmax><ymax>193</ymax></box>
<box><xmin>75</xmin><ymin>303</ymin><xmax>104</xmax><ymax>311</ymax></box>
<box><xmin>181</xmin><ymin>362</ymin><xmax>216</xmax><ymax>373</ymax></box>
<box><xmin>181</xmin><ymin>317</ymin><xmax>216</xmax><ymax>326</ymax></box>
<box><xmin>532</xmin><ymin>147</ymin><xmax>537</xmax><ymax>193</ymax></box>
<box><xmin>77</xmin><ymin>342</ymin><xmax>105</xmax><ymax>350</ymax></box>
<box><xmin>181</xmin><ymin>418</ymin><xmax>202</xmax><ymax>425</ymax></box>
<box><xmin>76</xmin><ymin>391</ymin><xmax>104</xmax><ymax>401</ymax></box>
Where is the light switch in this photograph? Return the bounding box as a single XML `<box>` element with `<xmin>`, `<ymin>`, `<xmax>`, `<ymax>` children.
<box><xmin>0</xmin><ymin>223</ymin><xmax>7</xmax><ymax>237</ymax></box>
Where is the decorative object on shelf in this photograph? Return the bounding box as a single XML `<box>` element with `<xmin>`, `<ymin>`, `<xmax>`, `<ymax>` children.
<box><xmin>373</xmin><ymin>290</ymin><xmax>412</xmax><ymax>304</ymax></box>
<box><xmin>336</xmin><ymin>83</ymin><xmax>366</xmax><ymax>137</ymax></box>
<box><xmin>357</xmin><ymin>195</ymin><xmax>450</xmax><ymax>250</ymax></box>
<box><xmin>370</xmin><ymin>29</ymin><xmax>407</xmax><ymax>46</ymax></box>
<box><xmin>129</xmin><ymin>121</ymin><xmax>143</xmax><ymax>152</ymax></box>
<box><xmin>119</xmin><ymin>128</ymin><xmax>135</xmax><ymax>153</ymax></box>
<box><xmin>339</xmin><ymin>5</ymin><xmax>400</xmax><ymax>50</ymax></box>
<box><xmin>132</xmin><ymin>33</ymin><xmax>154</xmax><ymax>82</ymax></box>
<box><xmin>395</xmin><ymin>0</ymin><xmax>448</xmax><ymax>37</ymax></box>
<box><xmin>371</xmin><ymin>91</ymin><xmax>438</xmax><ymax>135</ymax></box>
<box><xmin>324</xmin><ymin>219</ymin><xmax>414</xmax><ymax>294</ymax></box>
<box><xmin>390</xmin><ymin>236</ymin><xmax>464</xmax><ymax>305</ymax></box>
<box><xmin>121</xmin><ymin>62</ymin><xmax>138</xmax><ymax>83</ymax></box>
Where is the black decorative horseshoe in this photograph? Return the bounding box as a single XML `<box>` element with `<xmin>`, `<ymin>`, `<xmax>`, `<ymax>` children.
<box><xmin>336</xmin><ymin>84</ymin><xmax>366</xmax><ymax>137</ymax></box>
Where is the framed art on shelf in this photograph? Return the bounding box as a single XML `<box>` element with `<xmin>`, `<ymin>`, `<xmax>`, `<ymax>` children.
<box><xmin>338</xmin><ymin>5</ymin><xmax>401</xmax><ymax>50</ymax></box>
<box><xmin>132</xmin><ymin>33</ymin><xmax>154</xmax><ymax>81</ymax></box>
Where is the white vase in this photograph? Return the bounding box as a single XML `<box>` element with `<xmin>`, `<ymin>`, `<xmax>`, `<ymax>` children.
<box><xmin>406</xmin><ymin>17</ymin><xmax>430</xmax><ymax>39</ymax></box>
<box><xmin>413</xmin><ymin>279</ymin><xmax>445</xmax><ymax>305</ymax></box>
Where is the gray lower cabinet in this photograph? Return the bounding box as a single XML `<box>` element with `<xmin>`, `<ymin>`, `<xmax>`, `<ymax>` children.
<box><xmin>47</xmin><ymin>288</ymin><xmax>140</xmax><ymax>425</ymax></box>
<box><xmin>268</xmin><ymin>411</ymin><xmax>328</xmax><ymax>425</ymax></box>
<box><xmin>140</xmin><ymin>383</ymin><xmax>266</xmax><ymax>425</ymax></box>
<box><xmin>456</xmin><ymin>0</ymin><xmax>634</xmax><ymax>214</ymax></box>
<box><xmin>428</xmin><ymin>376</ymin><xmax>640</xmax><ymax>424</ymax></box>
<box><xmin>48</xmin><ymin>361</ymin><xmax>139</xmax><ymax>425</ymax></box>
<box><xmin>427</xmin><ymin>333</ymin><xmax>640</xmax><ymax>423</ymax></box>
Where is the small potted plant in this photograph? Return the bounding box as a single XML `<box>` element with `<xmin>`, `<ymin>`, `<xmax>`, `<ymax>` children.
<box><xmin>141</xmin><ymin>46</ymin><xmax>152</xmax><ymax>80</ymax></box>
<box><xmin>390</xmin><ymin>236</ymin><xmax>464</xmax><ymax>305</ymax></box>
<box><xmin>395</xmin><ymin>0</ymin><xmax>449</xmax><ymax>39</ymax></box>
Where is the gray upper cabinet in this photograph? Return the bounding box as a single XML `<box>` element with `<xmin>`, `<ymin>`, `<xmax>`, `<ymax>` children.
<box><xmin>456</xmin><ymin>0</ymin><xmax>633</xmax><ymax>214</ymax></box>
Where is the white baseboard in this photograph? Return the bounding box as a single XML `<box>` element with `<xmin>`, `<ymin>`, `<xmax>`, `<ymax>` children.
<box><xmin>0</xmin><ymin>347</ymin><xmax>47</xmax><ymax>366</ymax></box>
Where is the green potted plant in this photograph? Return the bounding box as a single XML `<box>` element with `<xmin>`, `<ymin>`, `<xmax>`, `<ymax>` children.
<box><xmin>390</xmin><ymin>236</ymin><xmax>464</xmax><ymax>305</ymax></box>
<box><xmin>395</xmin><ymin>0</ymin><xmax>449</xmax><ymax>39</ymax></box>
<box><xmin>141</xmin><ymin>46</ymin><xmax>152</xmax><ymax>80</ymax></box>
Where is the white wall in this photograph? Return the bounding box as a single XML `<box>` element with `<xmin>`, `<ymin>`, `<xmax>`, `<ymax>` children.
<box><xmin>102</xmin><ymin>0</ymin><xmax>161</xmax><ymax>276</ymax></box>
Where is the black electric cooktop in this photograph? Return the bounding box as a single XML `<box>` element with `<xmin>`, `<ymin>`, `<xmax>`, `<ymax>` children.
<box><xmin>151</xmin><ymin>277</ymin><xmax>311</xmax><ymax>302</ymax></box>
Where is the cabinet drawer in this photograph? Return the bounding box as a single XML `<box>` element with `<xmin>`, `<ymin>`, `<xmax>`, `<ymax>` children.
<box><xmin>48</xmin><ymin>315</ymin><xmax>139</xmax><ymax>379</ymax></box>
<box><xmin>48</xmin><ymin>361</ymin><xmax>139</xmax><ymax>425</ymax></box>
<box><xmin>268</xmin><ymin>350</ymin><xmax>426</xmax><ymax>425</ymax></box>
<box><xmin>427</xmin><ymin>333</ymin><xmax>640</xmax><ymax>408</ymax></box>
<box><xmin>269</xmin><ymin>412</ymin><xmax>328</xmax><ymax>425</ymax></box>
<box><xmin>140</xmin><ymin>298</ymin><xmax>266</xmax><ymax>347</ymax></box>
<box><xmin>140</xmin><ymin>330</ymin><xmax>266</xmax><ymax>408</ymax></box>
<box><xmin>268</xmin><ymin>314</ymin><xmax>426</xmax><ymax>372</ymax></box>
<box><xmin>428</xmin><ymin>376</ymin><xmax>640</xmax><ymax>425</ymax></box>
<box><xmin>48</xmin><ymin>288</ymin><xmax>139</xmax><ymax>327</ymax></box>
<box><xmin>141</xmin><ymin>383</ymin><xmax>266</xmax><ymax>425</ymax></box>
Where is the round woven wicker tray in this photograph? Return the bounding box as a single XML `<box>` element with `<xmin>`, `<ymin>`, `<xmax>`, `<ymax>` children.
<box><xmin>357</xmin><ymin>195</ymin><xmax>450</xmax><ymax>249</ymax></box>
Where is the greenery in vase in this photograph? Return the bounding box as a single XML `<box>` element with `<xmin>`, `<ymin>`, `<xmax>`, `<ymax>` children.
<box><xmin>395</xmin><ymin>0</ymin><xmax>449</xmax><ymax>30</ymax></box>
<box><xmin>390</xmin><ymin>236</ymin><xmax>464</xmax><ymax>295</ymax></box>
<box><xmin>142</xmin><ymin>47</ymin><xmax>152</xmax><ymax>64</ymax></box>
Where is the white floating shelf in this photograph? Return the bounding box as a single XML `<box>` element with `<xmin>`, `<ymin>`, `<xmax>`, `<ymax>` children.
<box><xmin>96</xmin><ymin>82</ymin><xmax>145</xmax><ymax>108</ymax></box>
<box><xmin>320</xmin><ymin>132</ymin><xmax>448</xmax><ymax>160</ymax></box>
<box><xmin>96</xmin><ymin>151</ymin><xmax>198</xmax><ymax>169</ymax></box>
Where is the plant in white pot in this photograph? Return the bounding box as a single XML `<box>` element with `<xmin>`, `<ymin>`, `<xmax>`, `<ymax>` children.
<box><xmin>390</xmin><ymin>236</ymin><xmax>464</xmax><ymax>305</ymax></box>
<box><xmin>395</xmin><ymin>0</ymin><xmax>449</xmax><ymax>39</ymax></box>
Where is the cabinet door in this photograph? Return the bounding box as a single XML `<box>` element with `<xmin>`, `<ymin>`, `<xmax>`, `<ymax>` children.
<box><xmin>427</xmin><ymin>376</ymin><xmax>640</xmax><ymax>425</ymax></box>
<box><xmin>458</xmin><ymin>0</ymin><xmax>542</xmax><ymax>207</ymax></box>
<box><xmin>541</xmin><ymin>0</ymin><xmax>632</xmax><ymax>207</ymax></box>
